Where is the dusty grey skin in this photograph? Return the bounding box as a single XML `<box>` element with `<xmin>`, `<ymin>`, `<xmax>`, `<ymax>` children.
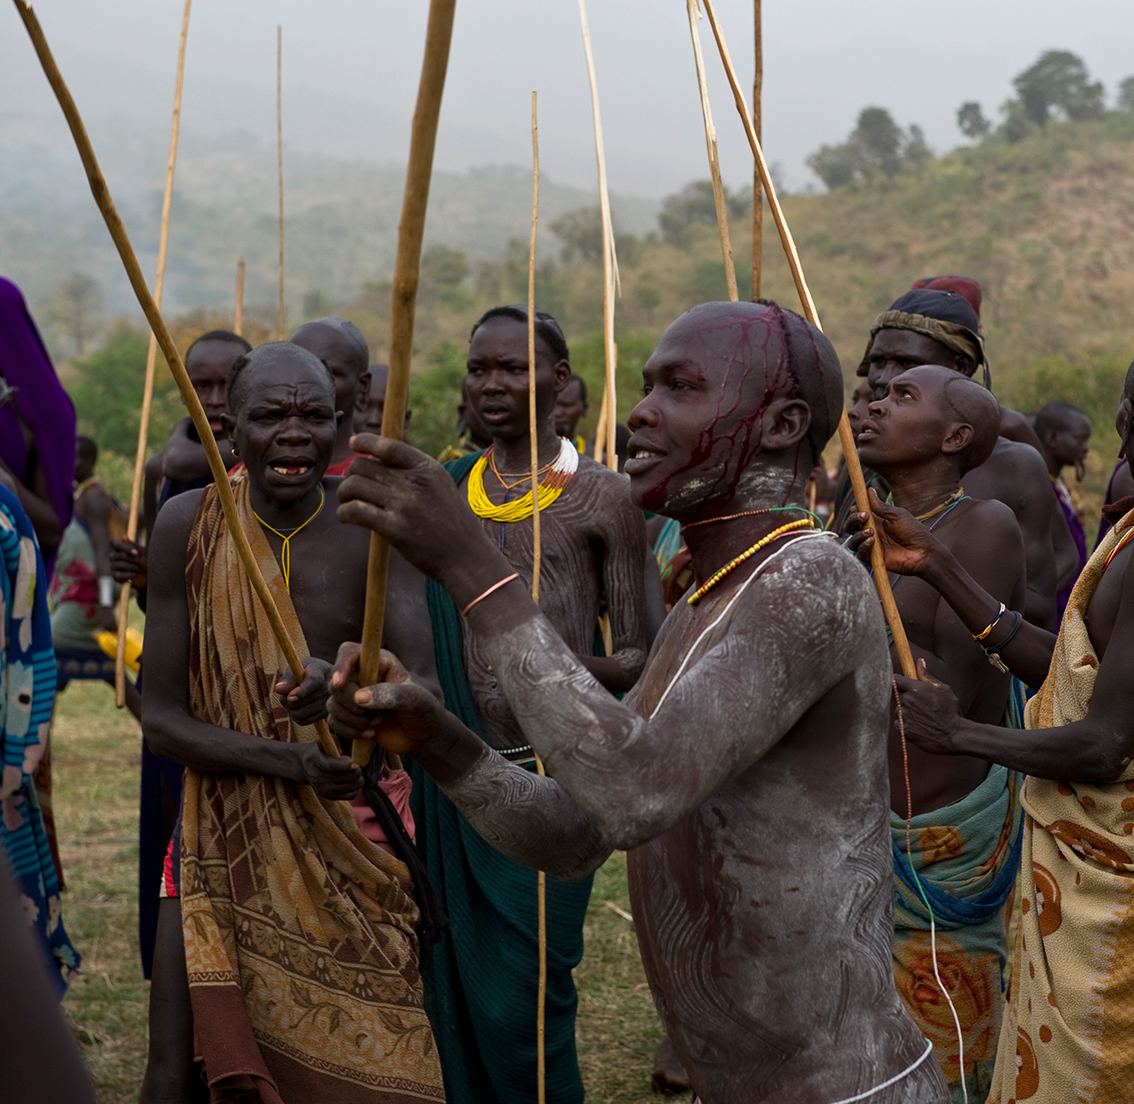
<box><xmin>333</xmin><ymin>302</ymin><xmax>947</xmax><ymax>1104</ymax></box>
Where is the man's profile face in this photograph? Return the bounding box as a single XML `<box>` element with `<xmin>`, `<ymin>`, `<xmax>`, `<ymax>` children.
<box><xmin>290</xmin><ymin>326</ymin><xmax>369</xmax><ymax>420</ymax></box>
<box><xmin>1045</xmin><ymin>414</ymin><xmax>1091</xmax><ymax>469</ymax></box>
<box><xmin>465</xmin><ymin>318</ymin><xmax>568</xmax><ymax>442</ymax></box>
<box><xmin>227</xmin><ymin>358</ymin><xmax>339</xmax><ymax>503</ymax></box>
<box><xmin>554</xmin><ymin>379</ymin><xmax>587</xmax><ymax>439</ymax></box>
<box><xmin>187</xmin><ymin>340</ymin><xmax>244</xmax><ymax>438</ymax></box>
<box><xmin>865</xmin><ymin>329</ymin><xmax>961</xmax><ymax>402</ymax></box>
<box><xmin>847</xmin><ymin>379</ymin><xmax>873</xmax><ymax>443</ymax></box>
<box><xmin>625</xmin><ymin>309</ymin><xmax>783</xmax><ymax>516</ymax></box>
<box><xmin>856</xmin><ymin>366</ymin><xmax>954</xmax><ymax>471</ymax></box>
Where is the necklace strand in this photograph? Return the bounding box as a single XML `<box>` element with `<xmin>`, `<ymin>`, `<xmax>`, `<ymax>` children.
<box><xmin>467</xmin><ymin>438</ymin><xmax>578</xmax><ymax>523</ymax></box>
<box><xmin>253</xmin><ymin>486</ymin><xmax>324</xmax><ymax>592</ymax></box>
<box><xmin>687</xmin><ymin>518</ymin><xmax>816</xmax><ymax>605</ymax></box>
<box><xmin>682</xmin><ymin>505</ymin><xmax>821</xmax><ymax>531</ymax></box>
<box><xmin>488</xmin><ymin>447</ymin><xmax>558</xmax><ymax>490</ymax></box>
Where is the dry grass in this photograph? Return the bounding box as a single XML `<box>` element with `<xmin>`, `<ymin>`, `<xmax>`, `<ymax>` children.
<box><xmin>49</xmin><ymin>681</ymin><xmax>670</xmax><ymax>1104</ymax></box>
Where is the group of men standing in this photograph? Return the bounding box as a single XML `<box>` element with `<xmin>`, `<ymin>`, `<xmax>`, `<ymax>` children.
<box><xmin>6</xmin><ymin>257</ymin><xmax>1134</xmax><ymax>1104</ymax></box>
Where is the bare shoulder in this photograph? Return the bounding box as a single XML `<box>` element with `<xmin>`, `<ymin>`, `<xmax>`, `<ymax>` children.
<box><xmin>570</xmin><ymin>455</ymin><xmax>638</xmax><ymax>519</ymax></box>
<box><xmin>957</xmin><ymin>496</ymin><xmax>1020</xmax><ymax>539</ymax></box>
<box><xmin>147</xmin><ymin>488</ymin><xmax>206</xmax><ymax>582</ymax></box>
<box><xmin>989</xmin><ymin>437</ymin><xmax>1049</xmax><ymax>486</ymax></box>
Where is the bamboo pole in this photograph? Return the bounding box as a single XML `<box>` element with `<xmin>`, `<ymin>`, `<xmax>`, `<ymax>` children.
<box><xmin>276</xmin><ymin>26</ymin><xmax>285</xmax><ymax>341</ymax></box>
<box><xmin>352</xmin><ymin>0</ymin><xmax>458</xmax><ymax>768</ymax></box>
<box><xmin>591</xmin><ymin>377</ymin><xmax>609</xmax><ymax>465</ymax></box>
<box><xmin>700</xmin><ymin>0</ymin><xmax>917</xmax><ymax>679</ymax></box>
<box><xmin>752</xmin><ymin>0</ymin><xmax>762</xmax><ymax>299</ymax></box>
<box><xmin>577</xmin><ymin>0</ymin><xmax>618</xmax><ymax>472</ymax></box>
<box><xmin>526</xmin><ymin>89</ymin><xmax>548</xmax><ymax>1104</ymax></box>
<box><xmin>115</xmin><ymin>0</ymin><xmax>193</xmax><ymax>708</ymax></box>
<box><xmin>14</xmin><ymin>0</ymin><xmax>341</xmax><ymax>756</ymax></box>
<box><xmin>687</xmin><ymin>0</ymin><xmax>737</xmax><ymax>301</ymax></box>
<box><xmin>234</xmin><ymin>257</ymin><xmax>245</xmax><ymax>335</ymax></box>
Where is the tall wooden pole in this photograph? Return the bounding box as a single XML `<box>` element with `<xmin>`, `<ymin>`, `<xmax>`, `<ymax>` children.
<box><xmin>234</xmin><ymin>257</ymin><xmax>245</xmax><ymax>336</ymax></box>
<box><xmin>352</xmin><ymin>0</ymin><xmax>458</xmax><ymax>767</ymax></box>
<box><xmin>526</xmin><ymin>89</ymin><xmax>548</xmax><ymax>1104</ymax></box>
<box><xmin>752</xmin><ymin>0</ymin><xmax>762</xmax><ymax>299</ymax></box>
<box><xmin>687</xmin><ymin>0</ymin><xmax>737</xmax><ymax>301</ymax></box>
<box><xmin>276</xmin><ymin>25</ymin><xmax>285</xmax><ymax>340</ymax></box>
<box><xmin>115</xmin><ymin>0</ymin><xmax>193</xmax><ymax>707</ymax></box>
<box><xmin>700</xmin><ymin>0</ymin><xmax>917</xmax><ymax>679</ymax></box>
<box><xmin>578</xmin><ymin>0</ymin><xmax>618</xmax><ymax>472</ymax></box>
<box><xmin>15</xmin><ymin>0</ymin><xmax>342</xmax><ymax>757</ymax></box>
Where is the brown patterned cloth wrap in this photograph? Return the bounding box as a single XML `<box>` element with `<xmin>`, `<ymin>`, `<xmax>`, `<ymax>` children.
<box><xmin>180</xmin><ymin>480</ymin><xmax>444</xmax><ymax>1103</ymax></box>
<box><xmin>988</xmin><ymin>506</ymin><xmax>1134</xmax><ymax>1104</ymax></box>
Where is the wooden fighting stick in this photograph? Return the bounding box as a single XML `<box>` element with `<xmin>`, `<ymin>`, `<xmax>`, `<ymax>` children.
<box><xmin>687</xmin><ymin>0</ymin><xmax>738</xmax><ymax>302</ymax></box>
<box><xmin>752</xmin><ymin>0</ymin><xmax>762</xmax><ymax>300</ymax></box>
<box><xmin>352</xmin><ymin>0</ymin><xmax>457</xmax><ymax>768</ymax></box>
<box><xmin>578</xmin><ymin>0</ymin><xmax>619</xmax><ymax>472</ymax></box>
<box><xmin>700</xmin><ymin>0</ymin><xmax>917</xmax><ymax>678</ymax></box>
<box><xmin>527</xmin><ymin>88</ymin><xmax>549</xmax><ymax>1104</ymax></box>
<box><xmin>15</xmin><ymin>0</ymin><xmax>342</xmax><ymax>756</ymax></box>
<box><xmin>277</xmin><ymin>25</ymin><xmax>285</xmax><ymax>341</ymax></box>
<box><xmin>114</xmin><ymin>0</ymin><xmax>193</xmax><ymax>708</ymax></box>
<box><xmin>234</xmin><ymin>257</ymin><xmax>245</xmax><ymax>336</ymax></box>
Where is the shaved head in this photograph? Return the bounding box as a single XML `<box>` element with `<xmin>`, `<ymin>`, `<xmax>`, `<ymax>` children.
<box><xmin>940</xmin><ymin>370</ymin><xmax>1001</xmax><ymax>471</ymax></box>
<box><xmin>289</xmin><ymin>317</ymin><xmax>369</xmax><ymax>380</ymax></box>
<box><xmin>227</xmin><ymin>341</ymin><xmax>335</xmax><ymax>414</ymax></box>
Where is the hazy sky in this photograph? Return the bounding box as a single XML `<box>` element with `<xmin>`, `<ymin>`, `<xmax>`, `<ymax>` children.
<box><xmin>5</xmin><ymin>0</ymin><xmax>1134</xmax><ymax>197</ymax></box>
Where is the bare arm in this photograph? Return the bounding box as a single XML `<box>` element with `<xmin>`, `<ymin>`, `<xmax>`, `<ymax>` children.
<box><xmin>142</xmin><ymin>491</ymin><xmax>361</xmax><ymax>798</ymax></box>
<box><xmin>896</xmin><ymin>550</ymin><xmax>1134</xmax><ymax>783</ymax></box>
<box><xmin>0</xmin><ymin>456</ymin><xmax>61</xmax><ymax>554</ymax></box>
<box><xmin>575</xmin><ymin>482</ymin><xmax>648</xmax><ymax>693</ymax></box>
<box><xmin>160</xmin><ymin>418</ymin><xmax>235</xmax><ymax>483</ymax></box>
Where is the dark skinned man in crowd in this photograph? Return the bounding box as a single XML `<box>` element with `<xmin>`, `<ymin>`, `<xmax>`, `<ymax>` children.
<box><xmin>854</xmin><ymin>365</ymin><xmax>1026</xmax><ymax>1101</ymax></box>
<box><xmin>1034</xmin><ymin>401</ymin><xmax>1092</xmax><ymax>619</ymax></box>
<box><xmin>859</xmin><ymin>361</ymin><xmax>1134</xmax><ymax>1103</ymax></box>
<box><xmin>139</xmin><ymin>343</ymin><xmax>443</xmax><ymax>1104</ymax></box>
<box><xmin>854</xmin><ymin>281</ymin><xmax>1071</xmax><ymax>631</ymax></box>
<box><xmin>330</xmin><ymin>300</ymin><xmax>949</xmax><ymax>1104</ymax></box>
<box><xmin>289</xmin><ymin>315</ymin><xmax>371</xmax><ymax>474</ymax></box>
<box><xmin>339</xmin><ymin>306</ymin><xmax>647</xmax><ymax>1104</ymax></box>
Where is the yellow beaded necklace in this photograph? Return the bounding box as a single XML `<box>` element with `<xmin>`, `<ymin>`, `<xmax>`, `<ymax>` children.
<box><xmin>467</xmin><ymin>438</ymin><xmax>578</xmax><ymax>523</ymax></box>
<box><xmin>687</xmin><ymin>518</ymin><xmax>815</xmax><ymax>605</ymax></box>
<box><xmin>253</xmin><ymin>486</ymin><xmax>324</xmax><ymax>592</ymax></box>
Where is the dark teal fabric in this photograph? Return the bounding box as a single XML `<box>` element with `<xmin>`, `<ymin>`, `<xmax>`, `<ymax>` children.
<box><xmin>410</xmin><ymin>452</ymin><xmax>592</xmax><ymax>1104</ymax></box>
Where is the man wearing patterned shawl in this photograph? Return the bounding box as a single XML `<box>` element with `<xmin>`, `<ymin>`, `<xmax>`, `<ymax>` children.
<box><xmin>893</xmin><ymin>360</ymin><xmax>1134</xmax><ymax>1103</ymax></box>
<box><xmin>139</xmin><ymin>343</ymin><xmax>443</xmax><ymax>1104</ymax></box>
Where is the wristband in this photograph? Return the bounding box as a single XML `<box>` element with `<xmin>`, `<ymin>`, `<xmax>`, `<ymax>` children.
<box><xmin>460</xmin><ymin>573</ymin><xmax>519</xmax><ymax>617</ymax></box>
<box><xmin>972</xmin><ymin>602</ymin><xmax>1007</xmax><ymax>641</ymax></box>
<box><xmin>982</xmin><ymin>610</ymin><xmax>1023</xmax><ymax>673</ymax></box>
<box><xmin>98</xmin><ymin>575</ymin><xmax>115</xmax><ymax>608</ymax></box>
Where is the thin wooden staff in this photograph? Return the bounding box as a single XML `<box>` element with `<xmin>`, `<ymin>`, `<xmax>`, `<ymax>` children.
<box><xmin>352</xmin><ymin>0</ymin><xmax>458</xmax><ymax>768</ymax></box>
<box><xmin>276</xmin><ymin>25</ymin><xmax>285</xmax><ymax>340</ymax></box>
<box><xmin>115</xmin><ymin>0</ymin><xmax>193</xmax><ymax>708</ymax></box>
<box><xmin>699</xmin><ymin>0</ymin><xmax>917</xmax><ymax>678</ymax></box>
<box><xmin>686</xmin><ymin>0</ymin><xmax>737</xmax><ymax>301</ymax></box>
<box><xmin>752</xmin><ymin>0</ymin><xmax>762</xmax><ymax>300</ymax></box>
<box><xmin>234</xmin><ymin>256</ymin><xmax>245</xmax><ymax>335</ymax></box>
<box><xmin>15</xmin><ymin>0</ymin><xmax>341</xmax><ymax>756</ymax></box>
<box><xmin>527</xmin><ymin>88</ymin><xmax>549</xmax><ymax>1104</ymax></box>
<box><xmin>578</xmin><ymin>0</ymin><xmax>619</xmax><ymax>472</ymax></box>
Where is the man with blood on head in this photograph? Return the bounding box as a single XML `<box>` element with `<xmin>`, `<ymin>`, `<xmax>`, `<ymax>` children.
<box><xmin>330</xmin><ymin>300</ymin><xmax>948</xmax><ymax>1104</ymax></box>
<box><xmin>852</xmin><ymin>365</ymin><xmax>1026</xmax><ymax>1101</ymax></box>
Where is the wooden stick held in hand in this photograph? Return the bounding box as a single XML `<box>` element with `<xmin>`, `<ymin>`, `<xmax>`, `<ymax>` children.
<box><xmin>699</xmin><ymin>0</ymin><xmax>917</xmax><ymax>679</ymax></box>
<box><xmin>14</xmin><ymin>0</ymin><xmax>341</xmax><ymax>756</ymax></box>
<box><xmin>687</xmin><ymin>0</ymin><xmax>737</xmax><ymax>302</ymax></box>
<box><xmin>352</xmin><ymin>0</ymin><xmax>458</xmax><ymax>768</ymax></box>
<box><xmin>234</xmin><ymin>257</ymin><xmax>245</xmax><ymax>336</ymax></box>
<box><xmin>115</xmin><ymin>0</ymin><xmax>193</xmax><ymax>707</ymax></box>
<box><xmin>752</xmin><ymin>0</ymin><xmax>762</xmax><ymax>300</ymax></box>
<box><xmin>277</xmin><ymin>26</ymin><xmax>285</xmax><ymax>341</ymax></box>
<box><xmin>578</xmin><ymin>0</ymin><xmax>619</xmax><ymax>472</ymax></box>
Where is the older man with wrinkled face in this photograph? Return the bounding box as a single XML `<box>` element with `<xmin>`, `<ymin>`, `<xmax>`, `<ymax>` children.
<box><xmin>331</xmin><ymin>300</ymin><xmax>947</xmax><ymax>1104</ymax></box>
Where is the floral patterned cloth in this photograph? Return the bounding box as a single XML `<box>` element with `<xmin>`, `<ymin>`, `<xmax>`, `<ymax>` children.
<box><xmin>0</xmin><ymin>483</ymin><xmax>79</xmax><ymax>993</ymax></box>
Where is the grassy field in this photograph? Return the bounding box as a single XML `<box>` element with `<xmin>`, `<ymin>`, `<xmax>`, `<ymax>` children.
<box><xmin>50</xmin><ymin>680</ymin><xmax>667</xmax><ymax>1103</ymax></box>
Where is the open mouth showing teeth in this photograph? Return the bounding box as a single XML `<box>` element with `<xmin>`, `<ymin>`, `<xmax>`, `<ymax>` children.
<box><xmin>629</xmin><ymin>447</ymin><xmax>660</xmax><ymax>460</ymax></box>
<box><xmin>271</xmin><ymin>464</ymin><xmax>311</xmax><ymax>476</ymax></box>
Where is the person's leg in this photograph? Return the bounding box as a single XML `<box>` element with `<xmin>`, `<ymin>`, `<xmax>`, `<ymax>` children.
<box><xmin>140</xmin><ymin>899</ymin><xmax>207</xmax><ymax>1104</ymax></box>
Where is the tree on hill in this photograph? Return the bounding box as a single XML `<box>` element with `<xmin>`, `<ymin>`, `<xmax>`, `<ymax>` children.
<box><xmin>658</xmin><ymin>180</ymin><xmax>749</xmax><ymax>247</ymax></box>
<box><xmin>806</xmin><ymin>107</ymin><xmax>930</xmax><ymax>191</ymax></box>
<box><xmin>1012</xmin><ymin>50</ymin><xmax>1104</xmax><ymax>128</ymax></box>
<box><xmin>550</xmin><ymin>207</ymin><xmax>603</xmax><ymax>263</ymax></box>
<box><xmin>957</xmin><ymin>101</ymin><xmax>991</xmax><ymax>141</ymax></box>
<box><xmin>1118</xmin><ymin>77</ymin><xmax>1134</xmax><ymax>112</ymax></box>
<box><xmin>44</xmin><ymin>273</ymin><xmax>102</xmax><ymax>357</ymax></box>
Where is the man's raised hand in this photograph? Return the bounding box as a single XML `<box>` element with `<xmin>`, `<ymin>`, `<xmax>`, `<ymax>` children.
<box><xmin>275</xmin><ymin>657</ymin><xmax>333</xmax><ymax>727</ymax></box>
<box><xmin>846</xmin><ymin>487</ymin><xmax>942</xmax><ymax>577</ymax></box>
<box><xmin>328</xmin><ymin>640</ymin><xmax>445</xmax><ymax>757</ymax></box>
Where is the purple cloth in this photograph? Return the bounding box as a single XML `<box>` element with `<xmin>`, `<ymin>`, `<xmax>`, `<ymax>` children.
<box><xmin>1053</xmin><ymin>477</ymin><xmax>1088</xmax><ymax>624</ymax></box>
<box><xmin>0</xmin><ymin>278</ymin><xmax>76</xmax><ymax>577</ymax></box>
